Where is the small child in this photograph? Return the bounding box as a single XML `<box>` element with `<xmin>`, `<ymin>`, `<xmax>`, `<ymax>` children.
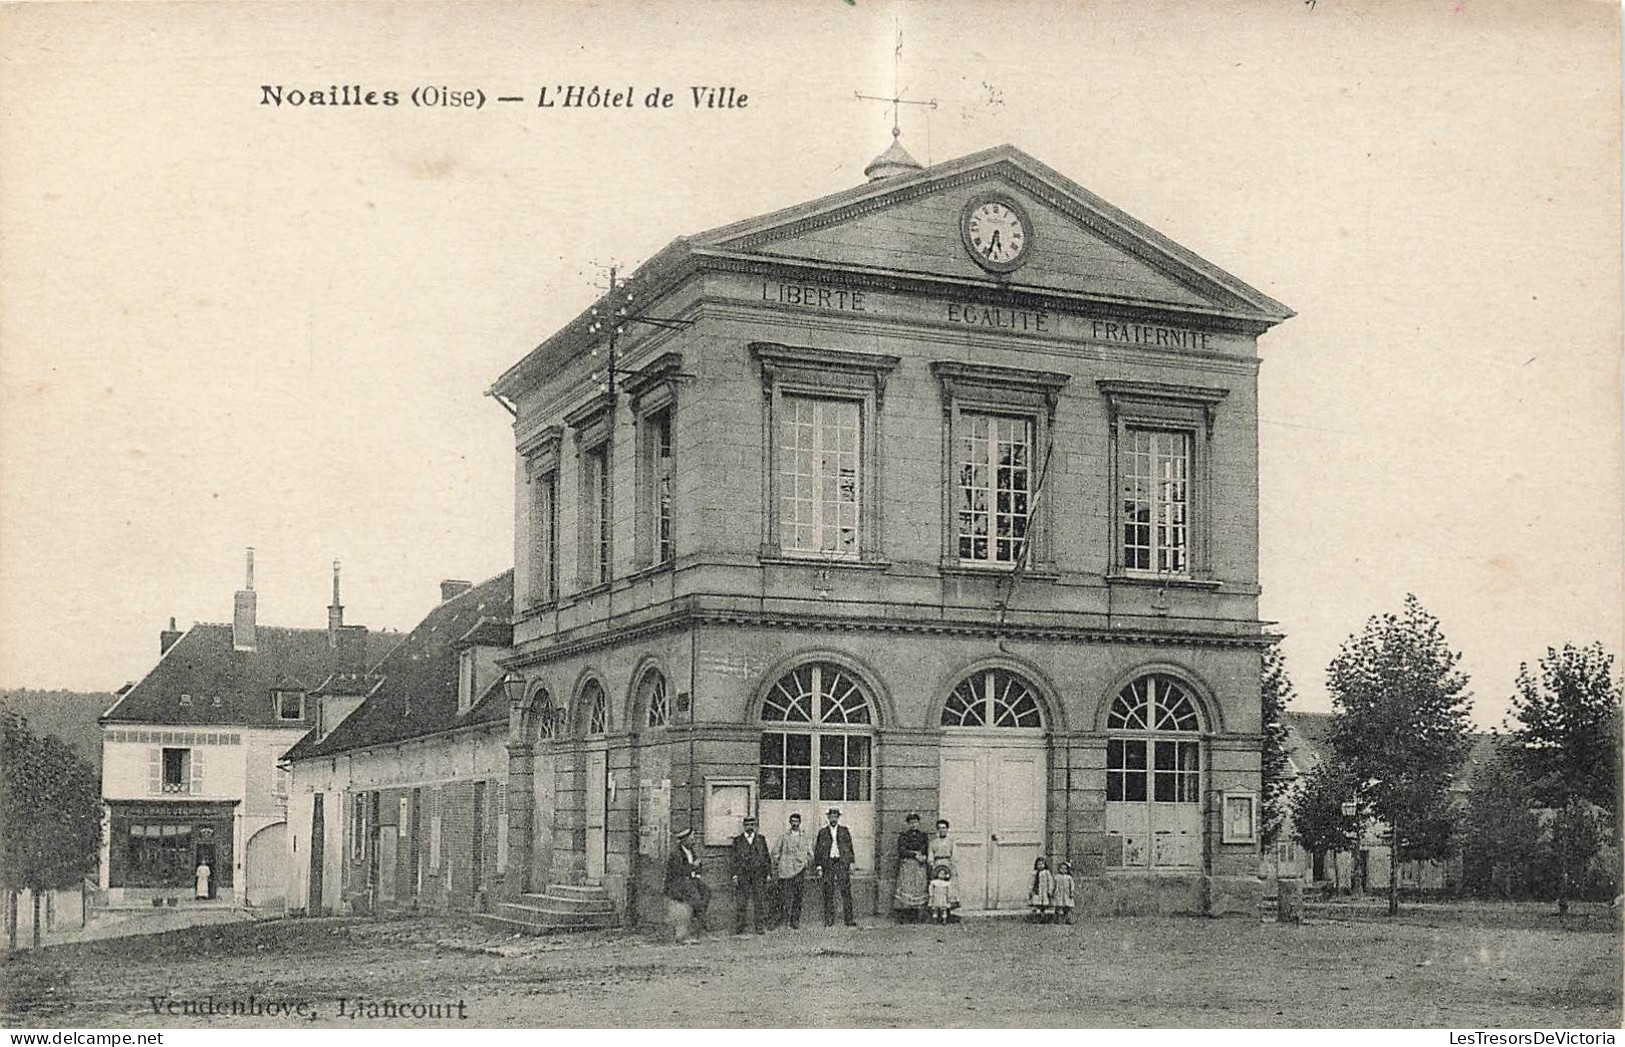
<box><xmin>1052</xmin><ymin>860</ymin><xmax>1075</xmax><ymax>924</ymax></box>
<box><xmin>1029</xmin><ymin>856</ymin><xmax>1055</xmax><ymax>922</ymax></box>
<box><xmin>928</xmin><ymin>863</ymin><xmax>953</xmax><ymax>925</ymax></box>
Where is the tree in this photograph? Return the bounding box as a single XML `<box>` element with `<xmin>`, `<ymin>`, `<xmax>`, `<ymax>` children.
<box><xmin>1461</xmin><ymin>740</ymin><xmax>1542</xmax><ymax>898</ymax></box>
<box><xmin>1508</xmin><ymin>642</ymin><xmax>1622</xmax><ymax>915</ymax></box>
<box><xmin>1259</xmin><ymin>641</ymin><xmax>1296</xmax><ymax>849</ymax></box>
<box><xmin>1326</xmin><ymin>594</ymin><xmax>1473</xmax><ymax>915</ymax></box>
<box><xmin>1</xmin><ymin>710</ymin><xmax>102</xmax><ymax>949</ymax></box>
<box><xmin>1290</xmin><ymin>762</ymin><xmax>1359</xmax><ymax>891</ymax></box>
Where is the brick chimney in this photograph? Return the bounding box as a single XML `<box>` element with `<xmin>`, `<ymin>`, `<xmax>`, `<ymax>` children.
<box><xmin>328</xmin><ymin>559</ymin><xmax>343</xmax><ymax>649</ymax></box>
<box><xmin>159</xmin><ymin>616</ymin><xmax>182</xmax><ymax>655</ymax></box>
<box><xmin>440</xmin><ymin>579</ymin><xmax>472</xmax><ymax>602</ymax></box>
<box><xmin>233</xmin><ymin>547</ymin><xmax>257</xmax><ymax>652</ymax></box>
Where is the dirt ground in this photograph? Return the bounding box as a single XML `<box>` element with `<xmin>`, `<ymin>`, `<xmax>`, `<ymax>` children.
<box><xmin>2</xmin><ymin>906</ymin><xmax>1619</xmax><ymax>1029</ymax></box>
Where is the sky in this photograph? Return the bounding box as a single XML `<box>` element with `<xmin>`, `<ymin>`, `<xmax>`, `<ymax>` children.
<box><xmin>1</xmin><ymin>0</ymin><xmax>1619</xmax><ymax>729</ymax></box>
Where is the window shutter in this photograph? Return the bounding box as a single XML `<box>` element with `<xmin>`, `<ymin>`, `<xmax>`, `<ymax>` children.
<box><xmin>496</xmin><ymin>782</ymin><xmax>508</xmax><ymax>872</ymax></box>
<box><xmin>148</xmin><ymin>748</ymin><xmax>160</xmax><ymax>794</ymax></box>
<box><xmin>429</xmin><ymin>788</ymin><xmax>442</xmax><ymax>871</ymax></box>
<box><xmin>190</xmin><ymin>748</ymin><xmax>203</xmax><ymax>795</ymax></box>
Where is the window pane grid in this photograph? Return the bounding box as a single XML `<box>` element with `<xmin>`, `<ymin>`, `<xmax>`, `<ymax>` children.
<box><xmin>654</xmin><ymin>411</ymin><xmax>674</xmax><ymax>565</ymax></box>
<box><xmin>1123</xmin><ymin>429</ymin><xmax>1190</xmax><ymax>574</ymax></box>
<box><xmin>584</xmin><ymin>683</ymin><xmax>608</xmax><ymax>735</ymax></box>
<box><xmin>958</xmin><ymin>413</ymin><xmax>1032</xmax><ymax>564</ymax></box>
<box><xmin>779</xmin><ymin>397</ymin><xmax>859</xmax><ymax>557</ymax></box>
<box><xmin>644</xmin><ymin>674</ymin><xmax>669</xmax><ymax>728</ymax></box>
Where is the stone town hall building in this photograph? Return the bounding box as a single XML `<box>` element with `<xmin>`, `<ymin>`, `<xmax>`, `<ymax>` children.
<box><xmin>285</xmin><ymin>138</ymin><xmax>1292</xmax><ymax>923</ymax></box>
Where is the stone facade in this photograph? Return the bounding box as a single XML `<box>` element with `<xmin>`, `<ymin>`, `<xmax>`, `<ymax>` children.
<box><xmin>285</xmin><ymin>729</ymin><xmax>508</xmax><ymax>915</ymax></box>
<box><xmin>492</xmin><ymin>144</ymin><xmax>1292</xmax><ymax>923</ymax></box>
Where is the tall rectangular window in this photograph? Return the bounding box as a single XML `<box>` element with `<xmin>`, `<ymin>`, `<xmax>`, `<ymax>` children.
<box><xmin>161</xmin><ymin>748</ymin><xmax>190</xmax><ymax>793</ymax></box>
<box><xmin>649</xmin><ymin>408</ymin><xmax>675</xmax><ymax>565</ymax></box>
<box><xmin>957</xmin><ymin>412</ymin><xmax>1032</xmax><ymax>564</ymax></box>
<box><xmin>1122</xmin><ymin>429</ymin><xmax>1190</xmax><ymax>574</ymax></box>
<box><xmin>779</xmin><ymin>396</ymin><xmax>860</xmax><ymax>557</ymax></box>
<box><xmin>584</xmin><ymin>445</ymin><xmax>611</xmax><ymax>585</ymax></box>
<box><xmin>530</xmin><ymin>470</ymin><xmax>557</xmax><ymax>603</ymax></box>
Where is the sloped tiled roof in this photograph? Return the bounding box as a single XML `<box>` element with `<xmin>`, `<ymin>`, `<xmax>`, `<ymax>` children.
<box><xmin>1282</xmin><ymin>709</ymin><xmax>1495</xmax><ymax>790</ymax></box>
<box><xmin>101</xmin><ymin>625</ymin><xmax>396</xmax><ymax>729</ymax></box>
<box><xmin>284</xmin><ymin>570</ymin><xmax>514</xmax><ymax>761</ymax></box>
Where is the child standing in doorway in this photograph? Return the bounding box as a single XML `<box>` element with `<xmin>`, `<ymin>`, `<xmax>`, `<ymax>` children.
<box><xmin>1029</xmin><ymin>856</ymin><xmax>1055</xmax><ymax>922</ymax></box>
<box><xmin>928</xmin><ymin>863</ymin><xmax>954</xmax><ymax>925</ymax></box>
<box><xmin>1052</xmin><ymin>860</ymin><xmax>1075</xmax><ymax>924</ymax></box>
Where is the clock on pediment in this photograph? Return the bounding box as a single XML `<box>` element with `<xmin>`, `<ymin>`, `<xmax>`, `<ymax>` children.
<box><xmin>960</xmin><ymin>192</ymin><xmax>1033</xmax><ymax>274</ymax></box>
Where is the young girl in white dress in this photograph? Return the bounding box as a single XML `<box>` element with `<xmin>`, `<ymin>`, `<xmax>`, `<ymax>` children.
<box><xmin>1051</xmin><ymin>860</ymin><xmax>1076</xmax><ymax>924</ymax></box>
<box><xmin>1028</xmin><ymin>856</ymin><xmax>1055</xmax><ymax>922</ymax></box>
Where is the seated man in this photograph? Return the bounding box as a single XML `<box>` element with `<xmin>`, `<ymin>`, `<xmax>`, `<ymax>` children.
<box><xmin>664</xmin><ymin>826</ymin><xmax>710</xmax><ymax>935</ymax></box>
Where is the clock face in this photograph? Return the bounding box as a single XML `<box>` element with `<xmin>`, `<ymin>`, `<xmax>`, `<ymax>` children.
<box><xmin>962</xmin><ymin>196</ymin><xmax>1032</xmax><ymax>272</ymax></box>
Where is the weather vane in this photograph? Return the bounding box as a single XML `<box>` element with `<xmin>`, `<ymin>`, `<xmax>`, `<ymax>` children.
<box><xmin>854</xmin><ymin>17</ymin><xmax>936</xmax><ymax>141</ymax></box>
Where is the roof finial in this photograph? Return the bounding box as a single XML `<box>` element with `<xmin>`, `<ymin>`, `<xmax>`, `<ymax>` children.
<box><xmin>856</xmin><ymin>17</ymin><xmax>935</xmax><ymax>182</ymax></box>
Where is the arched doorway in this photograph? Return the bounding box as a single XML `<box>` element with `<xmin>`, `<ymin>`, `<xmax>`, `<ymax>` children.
<box><xmin>937</xmin><ymin>667</ymin><xmax>1048</xmax><ymax>911</ymax></box>
<box><xmin>525</xmin><ymin>685</ymin><xmax>557</xmax><ymax>893</ymax></box>
<box><xmin>244</xmin><ymin>822</ymin><xmax>287</xmax><ymax>908</ymax></box>
<box><xmin>756</xmin><ymin>661</ymin><xmax>876</xmax><ymax>870</ymax></box>
<box><xmin>1104</xmin><ymin>674</ymin><xmax>1204</xmax><ymax>870</ymax></box>
<box><xmin>579</xmin><ymin>680</ymin><xmax>610</xmax><ymax>883</ymax></box>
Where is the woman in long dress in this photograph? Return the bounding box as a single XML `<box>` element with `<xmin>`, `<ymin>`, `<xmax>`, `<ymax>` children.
<box><xmin>892</xmin><ymin>813</ymin><xmax>930</xmax><ymax>921</ymax></box>
<box><xmin>928</xmin><ymin>818</ymin><xmax>959</xmax><ymax>913</ymax></box>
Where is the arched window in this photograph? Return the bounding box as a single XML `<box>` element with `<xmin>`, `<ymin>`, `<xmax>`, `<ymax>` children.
<box><xmin>758</xmin><ymin>662</ymin><xmax>875</xmax><ymax>870</ymax></box>
<box><xmin>640</xmin><ymin>671</ymin><xmax>669</xmax><ymax>729</ymax></box>
<box><xmin>941</xmin><ymin>668</ymin><xmax>1044</xmax><ymax>728</ymax></box>
<box><xmin>1105</xmin><ymin>674</ymin><xmax>1202</xmax><ymax>870</ymax></box>
<box><xmin>582</xmin><ymin>680</ymin><xmax>608</xmax><ymax>736</ymax></box>
<box><xmin>527</xmin><ymin>687</ymin><xmax>556</xmax><ymax>745</ymax></box>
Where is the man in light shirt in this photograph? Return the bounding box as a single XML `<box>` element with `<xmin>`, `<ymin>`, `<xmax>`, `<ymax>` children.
<box><xmin>813</xmin><ymin>807</ymin><xmax>857</xmax><ymax>927</ymax></box>
<box><xmin>770</xmin><ymin>812</ymin><xmax>813</xmax><ymax>930</ymax></box>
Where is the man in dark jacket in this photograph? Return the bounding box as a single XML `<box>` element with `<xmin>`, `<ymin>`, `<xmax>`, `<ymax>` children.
<box><xmin>728</xmin><ymin>815</ymin><xmax>772</xmax><ymax>934</ymax></box>
<box><xmin>813</xmin><ymin>807</ymin><xmax>858</xmax><ymax>927</ymax></box>
<box><xmin>664</xmin><ymin>826</ymin><xmax>709</xmax><ymax>932</ymax></box>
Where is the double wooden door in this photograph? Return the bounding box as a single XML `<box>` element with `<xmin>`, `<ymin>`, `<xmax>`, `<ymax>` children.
<box><xmin>938</xmin><ymin>737</ymin><xmax>1046</xmax><ymax>911</ymax></box>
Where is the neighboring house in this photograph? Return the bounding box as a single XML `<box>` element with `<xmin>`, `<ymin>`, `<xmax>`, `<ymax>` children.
<box><xmin>484</xmin><ymin>137</ymin><xmax>1294</xmax><ymax>923</ymax></box>
<box><xmin>282</xmin><ymin>573</ymin><xmax>513</xmax><ymax>917</ymax></box>
<box><xmin>98</xmin><ymin>550</ymin><xmax>388</xmax><ymax>909</ymax></box>
<box><xmin>1266</xmin><ymin>710</ymin><xmax>1495</xmax><ymax>892</ymax></box>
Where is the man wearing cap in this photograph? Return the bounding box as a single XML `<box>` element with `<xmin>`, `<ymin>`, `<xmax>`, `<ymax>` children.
<box><xmin>664</xmin><ymin>826</ymin><xmax>710</xmax><ymax>933</ymax></box>
<box><xmin>728</xmin><ymin>816</ymin><xmax>772</xmax><ymax>935</ymax></box>
<box><xmin>770</xmin><ymin>812</ymin><xmax>812</xmax><ymax>929</ymax></box>
<box><xmin>813</xmin><ymin>807</ymin><xmax>858</xmax><ymax>927</ymax></box>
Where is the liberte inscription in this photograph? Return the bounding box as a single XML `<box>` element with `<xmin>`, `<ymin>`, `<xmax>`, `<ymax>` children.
<box><xmin>760</xmin><ymin>281</ymin><xmax>868</xmax><ymax>311</ymax></box>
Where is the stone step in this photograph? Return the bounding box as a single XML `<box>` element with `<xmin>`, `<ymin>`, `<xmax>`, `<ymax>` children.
<box><xmin>546</xmin><ymin>883</ymin><xmax>612</xmax><ymax>899</ymax></box>
<box><xmin>519</xmin><ymin>892</ymin><xmax>614</xmax><ymax>915</ymax></box>
<box><xmin>499</xmin><ymin>902</ymin><xmax>616</xmax><ymax>928</ymax></box>
<box><xmin>491</xmin><ymin>906</ymin><xmax>617</xmax><ymax>935</ymax></box>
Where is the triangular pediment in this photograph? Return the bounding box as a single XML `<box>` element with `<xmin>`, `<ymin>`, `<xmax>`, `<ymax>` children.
<box><xmin>692</xmin><ymin>145</ymin><xmax>1291</xmax><ymax>324</ymax></box>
